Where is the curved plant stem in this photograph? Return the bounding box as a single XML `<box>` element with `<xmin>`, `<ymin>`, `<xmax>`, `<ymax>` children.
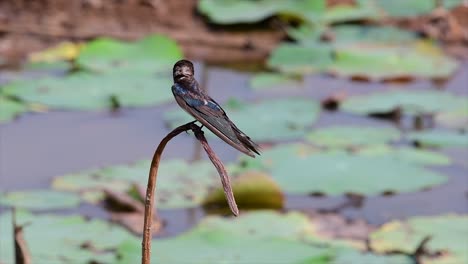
<box><xmin>141</xmin><ymin>121</ymin><xmax>239</xmax><ymax>264</ymax></box>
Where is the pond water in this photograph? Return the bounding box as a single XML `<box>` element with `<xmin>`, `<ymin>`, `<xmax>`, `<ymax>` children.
<box><xmin>0</xmin><ymin>62</ymin><xmax>467</xmax><ymax>237</ymax></box>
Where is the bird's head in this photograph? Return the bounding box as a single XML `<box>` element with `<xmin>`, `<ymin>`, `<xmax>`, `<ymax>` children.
<box><xmin>173</xmin><ymin>60</ymin><xmax>194</xmax><ymax>82</ymax></box>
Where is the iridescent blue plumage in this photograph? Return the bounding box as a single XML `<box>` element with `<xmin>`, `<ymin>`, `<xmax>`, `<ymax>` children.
<box><xmin>171</xmin><ymin>60</ymin><xmax>260</xmax><ymax>157</ymax></box>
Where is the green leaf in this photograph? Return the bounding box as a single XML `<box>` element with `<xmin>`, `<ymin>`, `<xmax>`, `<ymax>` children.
<box><xmin>267</xmin><ymin>43</ymin><xmax>333</xmax><ymax>74</ymax></box>
<box><xmin>165</xmin><ymin>98</ymin><xmax>320</xmax><ymax>141</ymax></box>
<box><xmin>333</xmin><ymin>249</ymin><xmax>413</xmax><ymax>264</ymax></box>
<box><xmin>375</xmin><ymin>0</ymin><xmax>463</xmax><ymax>17</ymax></box>
<box><xmin>408</xmin><ymin>130</ymin><xmax>468</xmax><ymax>148</ymax></box>
<box><xmin>306</xmin><ymin>126</ymin><xmax>400</xmax><ymax>148</ymax></box>
<box><xmin>331</xmin><ymin>25</ymin><xmax>418</xmax><ymax>45</ymax></box>
<box><xmin>0</xmin><ymin>96</ymin><xmax>28</xmax><ymax>123</ymax></box>
<box><xmin>0</xmin><ymin>190</ymin><xmax>81</xmax><ymax>210</ymax></box>
<box><xmin>117</xmin><ymin>211</ymin><xmax>334</xmax><ymax>264</ymax></box>
<box><xmin>329</xmin><ymin>40</ymin><xmax>458</xmax><ymax>80</ymax></box>
<box><xmin>3</xmin><ymin>71</ymin><xmax>173</xmax><ymax>110</ymax></box>
<box><xmin>249</xmin><ymin>72</ymin><xmax>300</xmax><ymax>90</ymax></box>
<box><xmin>370</xmin><ymin>214</ymin><xmax>468</xmax><ymax>264</ymax></box>
<box><xmin>76</xmin><ymin>34</ymin><xmax>182</xmax><ymax>73</ymax></box>
<box><xmin>0</xmin><ymin>211</ymin><xmax>133</xmax><ymax>263</ymax></box>
<box><xmin>253</xmin><ymin>144</ymin><xmax>447</xmax><ymax>195</ymax></box>
<box><xmin>52</xmin><ymin>159</ymin><xmax>223</xmax><ymax>209</ymax></box>
<box><xmin>357</xmin><ymin>145</ymin><xmax>451</xmax><ymax>166</ymax></box>
<box><xmin>341</xmin><ymin>90</ymin><xmax>467</xmax><ymax>116</ymax></box>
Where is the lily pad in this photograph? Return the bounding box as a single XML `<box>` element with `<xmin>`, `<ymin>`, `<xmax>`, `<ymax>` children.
<box><xmin>250</xmin><ymin>143</ymin><xmax>447</xmax><ymax>195</ymax></box>
<box><xmin>328</xmin><ymin>40</ymin><xmax>458</xmax><ymax>80</ymax></box>
<box><xmin>331</xmin><ymin>25</ymin><xmax>418</xmax><ymax>45</ymax></box>
<box><xmin>334</xmin><ymin>249</ymin><xmax>413</xmax><ymax>264</ymax></box>
<box><xmin>0</xmin><ymin>96</ymin><xmax>28</xmax><ymax>123</ymax></box>
<box><xmin>357</xmin><ymin>145</ymin><xmax>451</xmax><ymax>166</ymax></box>
<box><xmin>267</xmin><ymin>43</ymin><xmax>333</xmax><ymax>74</ymax></box>
<box><xmin>53</xmin><ymin>159</ymin><xmax>224</xmax><ymax>209</ymax></box>
<box><xmin>0</xmin><ymin>190</ymin><xmax>81</xmax><ymax>210</ymax></box>
<box><xmin>165</xmin><ymin>98</ymin><xmax>321</xmax><ymax>141</ymax></box>
<box><xmin>249</xmin><ymin>72</ymin><xmax>301</xmax><ymax>90</ymax></box>
<box><xmin>117</xmin><ymin>211</ymin><xmax>335</xmax><ymax>264</ymax></box>
<box><xmin>306</xmin><ymin>126</ymin><xmax>400</xmax><ymax>148</ymax></box>
<box><xmin>76</xmin><ymin>35</ymin><xmax>182</xmax><ymax>73</ymax></box>
<box><xmin>370</xmin><ymin>214</ymin><xmax>468</xmax><ymax>264</ymax></box>
<box><xmin>374</xmin><ymin>0</ymin><xmax>463</xmax><ymax>17</ymax></box>
<box><xmin>341</xmin><ymin>90</ymin><xmax>467</xmax><ymax>116</ymax></box>
<box><xmin>0</xmin><ymin>211</ymin><xmax>133</xmax><ymax>263</ymax></box>
<box><xmin>3</xmin><ymin>71</ymin><xmax>174</xmax><ymax>110</ymax></box>
<box><xmin>408</xmin><ymin>130</ymin><xmax>468</xmax><ymax>148</ymax></box>
<box><xmin>198</xmin><ymin>0</ymin><xmax>376</xmax><ymax>25</ymax></box>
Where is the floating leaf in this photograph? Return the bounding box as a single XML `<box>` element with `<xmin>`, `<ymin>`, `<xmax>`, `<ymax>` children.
<box><xmin>76</xmin><ymin>35</ymin><xmax>182</xmax><ymax>73</ymax></box>
<box><xmin>251</xmin><ymin>144</ymin><xmax>447</xmax><ymax>195</ymax></box>
<box><xmin>306</xmin><ymin>126</ymin><xmax>400</xmax><ymax>148</ymax></box>
<box><xmin>165</xmin><ymin>98</ymin><xmax>321</xmax><ymax>141</ymax></box>
<box><xmin>374</xmin><ymin>0</ymin><xmax>463</xmax><ymax>17</ymax></box>
<box><xmin>117</xmin><ymin>211</ymin><xmax>334</xmax><ymax>264</ymax></box>
<box><xmin>341</xmin><ymin>90</ymin><xmax>467</xmax><ymax>116</ymax></box>
<box><xmin>331</xmin><ymin>25</ymin><xmax>418</xmax><ymax>45</ymax></box>
<box><xmin>267</xmin><ymin>43</ymin><xmax>333</xmax><ymax>74</ymax></box>
<box><xmin>334</xmin><ymin>249</ymin><xmax>413</xmax><ymax>264</ymax></box>
<box><xmin>358</xmin><ymin>145</ymin><xmax>451</xmax><ymax>166</ymax></box>
<box><xmin>249</xmin><ymin>72</ymin><xmax>300</xmax><ymax>90</ymax></box>
<box><xmin>0</xmin><ymin>96</ymin><xmax>28</xmax><ymax>123</ymax></box>
<box><xmin>328</xmin><ymin>40</ymin><xmax>458</xmax><ymax>81</ymax></box>
<box><xmin>3</xmin><ymin>71</ymin><xmax>173</xmax><ymax>110</ymax></box>
<box><xmin>0</xmin><ymin>211</ymin><xmax>133</xmax><ymax>263</ymax></box>
<box><xmin>198</xmin><ymin>0</ymin><xmax>376</xmax><ymax>25</ymax></box>
<box><xmin>370</xmin><ymin>214</ymin><xmax>468</xmax><ymax>264</ymax></box>
<box><xmin>53</xmin><ymin>159</ymin><xmax>222</xmax><ymax>209</ymax></box>
<box><xmin>408</xmin><ymin>130</ymin><xmax>468</xmax><ymax>148</ymax></box>
<box><xmin>0</xmin><ymin>190</ymin><xmax>81</xmax><ymax>210</ymax></box>
<box><xmin>203</xmin><ymin>171</ymin><xmax>284</xmax><ymax>210</ymax></box>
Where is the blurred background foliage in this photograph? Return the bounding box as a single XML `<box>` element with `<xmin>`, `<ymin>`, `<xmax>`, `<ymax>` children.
<box><xmin>0</xmin><ymin>0</ymin><xmax>467</xmax><ymax>263</ymax></box>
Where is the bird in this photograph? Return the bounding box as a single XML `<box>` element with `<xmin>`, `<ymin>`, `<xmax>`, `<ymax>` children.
<box><xmin>171</xmin><ymin>59</ymin><xmax>260</xmax><ymax>158</ymax></box>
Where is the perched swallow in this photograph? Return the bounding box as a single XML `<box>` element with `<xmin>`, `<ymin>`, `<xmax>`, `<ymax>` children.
<box><xmin>171</xmin><ymin>60</ymin><xmax>260</xmax><ymax>157</ymax></box>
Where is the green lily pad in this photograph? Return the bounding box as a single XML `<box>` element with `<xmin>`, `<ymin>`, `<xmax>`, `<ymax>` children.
<box><xmin>357</xmin><ymin>145</ymin><xmax>451</xmax><ymax>166</ymax></box>
<box><xmin>0</xmin><ymin>211</ymin><xmax>133</xmax><ymax>263</ymax></box>
<box><xmin>250</xmin><ymin>143</ymin><xmax>447</xmax><ymax>195</ymax></box>
<box><xmin>198</xmin><ymin>0</ymin><xmax>376</xmax><ymax>25</ymax></box>
<box><xmin>0</xmin><ymin>96</ymin><xmax>28</xmax><ymax>123</ymax></box>
<box><xmin>333</xmin><ymin>249</ymin><xmax>413</xmax><ymax>264</ymax></box>
<box><xmin>408</xmin><ymin>130</ymin><xmax>468</xmax><ymax>148</ymax></box>
<box><xmin>0</xmin><ymin>190</ymin><xmax>81</xmax><ymax>210</ymax></box>
<box><xmin>331</xmin><ymin>25</ymin><xmax>418</xmax><ymax>46</ymax></box>
<box><xmin>203</xmin><ymin>171</ymin><xmax>284</xmax><ymax>210</ymax></box>
<box><xmin>3</xmin><ymin>71</ymin><xmax>173</xmax><ymax>110</ymax></box>
<box><xmin>306</xmin><ymin>126</ymin><xmax>400</xmax><ymax>148</ymax></box>
<box><xmin>267</xmin><ymin>43</ymin><xmax>333</xmax><ymax>74</ymax></box>
<box><xmin>165</xmin><ymin>98</ymin><xmax>320</xmax><ymax>142</ymax></box>
<box><xmin>374</xmin><ymin>0</ymin><xmax>463</xmax><ymax>17</ymax></box>
<box><xmin>341</xmin><ymin>90</ymin><xmax>467</xmax><ymax>116</ymax></box>
<box><xmin>53</xmin><ymin>159</ymin><xmax>224</xmax><ymax>209</ymax></box>
<box><xmin>249</xmin><ymin>72</ymin><xmax>301</xmax><ymax>90</ymax></box>
<box><xmin>117</xmin><ymin>211</ymin><xmax>335</xmax><ymax>264</ymax></box>
<box><xmin>76</xmin><ymin>35</ymin><xmax>182</xmax><ymax>73</ymax></box>
<box><xmin>370</xmin><ymin>214</ymin><xmax>468</xmax><ymax>264</ymax></box>
<box><xmin>328</xmin><ymin>40</ymin><xmax>458</xmax><ymax>80</ymax></box>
